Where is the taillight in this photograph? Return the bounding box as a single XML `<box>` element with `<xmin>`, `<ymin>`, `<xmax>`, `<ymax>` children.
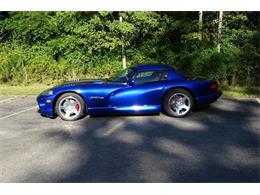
<box><xmin>210</xmin><ymin>82</ymin><xmax>219</xmax><ymax>91</ymax></box>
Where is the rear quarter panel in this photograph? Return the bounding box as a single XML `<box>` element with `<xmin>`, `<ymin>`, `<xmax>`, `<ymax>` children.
<box><xmin>164</xmin><ymin>80</ymin><xmax>215</xmax><ymax>96</ymax></box>
<box><xmin>162</xmin><ymin>80</ymin><xmax>220</xmax><ymax>105</ymax></box>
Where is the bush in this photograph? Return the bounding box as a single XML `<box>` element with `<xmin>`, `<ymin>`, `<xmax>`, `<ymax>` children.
<box><xmin>0</xmin><ymin>11</ymin><xmax>258</xmax><ymax>86</ymax></box>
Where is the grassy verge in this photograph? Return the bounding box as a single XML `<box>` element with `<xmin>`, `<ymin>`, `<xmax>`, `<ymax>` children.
<box><xmin>0</xmin><ymin>84</ymin><xmax>52</xmax><ymax>95</ymax></box>
<box><xmin>221</xmin><ymin>86</ymin><xmax>260</xmax><ymax>98</ymax></box>
<box><xmin>0</xmin><ymin>84</ymin><xmax>259</xmax><ymax>98</ymax></box>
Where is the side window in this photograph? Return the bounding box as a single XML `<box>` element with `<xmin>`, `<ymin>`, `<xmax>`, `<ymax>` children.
<box><xmin>134</xmin><ymin>71</ymin><xmax>168</xmax><ymax>84</ymax></box>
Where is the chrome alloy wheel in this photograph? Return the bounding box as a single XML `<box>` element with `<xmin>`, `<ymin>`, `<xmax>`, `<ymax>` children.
<box><xmin>168</xmin><ymin>93</ymin><xmax>191</xmax><ymax>116</ymax></box>
<box><xmin>58</xmin><ymin>96</ymin><xmax>81</xmax><ymax>120</ymax></box>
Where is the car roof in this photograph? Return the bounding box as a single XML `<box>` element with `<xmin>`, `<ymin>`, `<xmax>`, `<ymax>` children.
<box><xmin>132</xmin><ymin>64</ymin><xmax>174</xmax><ymax>71</ymax></box>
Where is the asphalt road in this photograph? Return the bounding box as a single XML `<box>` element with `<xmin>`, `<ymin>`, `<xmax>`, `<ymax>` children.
<box><xmin>0</xmin><ymin>95</ymin><xmax>259</xmax><ymax>182</ymax></box>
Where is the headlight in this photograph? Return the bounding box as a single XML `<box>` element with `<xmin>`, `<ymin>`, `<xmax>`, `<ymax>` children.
<box><xmin>41</xmin><ymin>89</ymin><xmax>53</xmax><ymax>96</ymax></box>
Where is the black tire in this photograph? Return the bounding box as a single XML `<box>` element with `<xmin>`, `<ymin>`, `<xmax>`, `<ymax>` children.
<box><xmin>163</xmin><ymin>88</ymin><xmax>194</xmax><ymax>117</ymax></box>
<box><xmin>55</xmin><ymin>93</ymin><xmax>85</xmax><ymax>121</ymax></box>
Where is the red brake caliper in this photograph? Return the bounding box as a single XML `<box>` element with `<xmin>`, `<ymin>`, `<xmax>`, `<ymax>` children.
<box><xmin>75</xmin><ymin>103</ymin><xmax>80</xmax><ymax>112</ymax></box>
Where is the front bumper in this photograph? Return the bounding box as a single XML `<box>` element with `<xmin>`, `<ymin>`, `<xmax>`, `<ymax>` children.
<box><xmin>37</xmin><ymin>95</ymin><xmax>56</xmax><ymax>118</ymax></box>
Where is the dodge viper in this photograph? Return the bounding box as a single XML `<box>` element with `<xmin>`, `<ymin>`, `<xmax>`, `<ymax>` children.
<box><xmin>37</xmin><ymin>64</ymin><xmax>222</xmax><ymax>121</ymax></box>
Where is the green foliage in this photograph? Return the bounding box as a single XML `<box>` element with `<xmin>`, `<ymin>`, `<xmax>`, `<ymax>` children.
<box><xmin>0</xmin><ymin>11</ymin><xmax>259</xmax><ymax>86</ymax></box>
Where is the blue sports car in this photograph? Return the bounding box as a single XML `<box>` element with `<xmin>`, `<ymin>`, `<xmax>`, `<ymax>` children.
<box><xmin>37</xmin><ymin>64</ymin><xmax>221</xmax><ymax>121</ymax></box>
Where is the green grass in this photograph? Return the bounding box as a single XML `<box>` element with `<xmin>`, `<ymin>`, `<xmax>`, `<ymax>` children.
<box><xmin>0</xmin><ymin>84</ymin><xmax>52</xmax><ymax>95</ymax></box>
<box><xmin>0</xmin><ymin>84</ymin><xmax>259</xmax><ymax>98</ymax></box>
<box><xmin>221</xmin><ymin>86</ymin><xmax>260</xmax><ymax>98</ymax></box>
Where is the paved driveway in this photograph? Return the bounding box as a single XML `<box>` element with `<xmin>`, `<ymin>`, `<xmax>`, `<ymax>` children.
<box><xmin>0</xmin><ymin>95</ymin><xmax>259</xmax><ymax>182</ymax></box>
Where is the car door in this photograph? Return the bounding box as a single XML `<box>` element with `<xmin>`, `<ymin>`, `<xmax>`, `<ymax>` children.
<box><xmin>108</xmin><ymin>70</ymin><xmax>168</xmax><ymax>109</ymax></box>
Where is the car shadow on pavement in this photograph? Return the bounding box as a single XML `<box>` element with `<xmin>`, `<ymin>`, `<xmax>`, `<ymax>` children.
<box><xmin>39</xmin><ymin>98</ymin><xmax>259</xmax><ymax>182</ymax></box>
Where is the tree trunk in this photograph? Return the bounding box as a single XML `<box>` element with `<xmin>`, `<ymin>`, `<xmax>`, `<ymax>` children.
<box><xmin>119</xmin><ymin>13</ymin><xmax>127</xmax><ymax>70</ymax></box>
<box><xmin>217</xmin><ymin>11</ymin><xmax>223</xmax><ymax>53</ymax></box>
<box><xmin>199</xmin><ymin>11</ymin><xmax>203</xmax><ymax>40</ymax></box>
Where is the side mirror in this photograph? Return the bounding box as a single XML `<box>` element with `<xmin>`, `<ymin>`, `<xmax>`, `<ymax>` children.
<box><xmin>127</xmin><ymin>78</ymin><xmax>135</xmax><ymax>86</ymax></box>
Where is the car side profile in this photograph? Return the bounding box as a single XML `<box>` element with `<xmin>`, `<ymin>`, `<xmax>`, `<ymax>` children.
<box><xmin>37</xmin><ymin>64</ymin><xmax>222</xmax><ymax>121</ymax></box>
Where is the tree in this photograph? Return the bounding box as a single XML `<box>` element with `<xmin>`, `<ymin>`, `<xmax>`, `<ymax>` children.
<box><xmin>199</xmin><ymin>11</ymin><xmax>203</xmax><ymax>40</ymax></box>
<box><xmin>0</xmin><ymin>11</ymin><xmax>258</xmax><ymax>86</ymax></box>
<box><xmin>217</xmin><ymin>11</ymin><xmax>223</xmax><ymax>52</ymax></box>
<box><xmin>119</xmin><ymin>12</ymin><xmax>127</xmax><ymax>69</ymax></box>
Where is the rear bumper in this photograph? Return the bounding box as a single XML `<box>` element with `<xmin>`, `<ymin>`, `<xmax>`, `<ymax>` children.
<box><xmin>37</xmin><ymin>95</ymin><xmax>55</xmax><ymax>118</ymax></box>
<box><xmin>196</xmin><ymin>90</ymin><xmax>222</xmax><ymax>105</ymax></box>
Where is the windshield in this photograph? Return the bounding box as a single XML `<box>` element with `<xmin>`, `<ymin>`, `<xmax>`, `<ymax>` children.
<box><xmin>111</xmin><ymin>68</ymin><xmax>135</xmax><ymax>82</ymax></box>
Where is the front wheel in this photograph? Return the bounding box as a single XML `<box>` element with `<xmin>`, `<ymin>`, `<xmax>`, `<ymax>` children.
<box><xmin>163</xmin><ymin>89</ymin><xmax>194</xmax><ymax>117</ymax></box>
<box><xmin>55</xmin><ymin>93</ymin><xmax>85</xmax><ymax>121</ymax></box>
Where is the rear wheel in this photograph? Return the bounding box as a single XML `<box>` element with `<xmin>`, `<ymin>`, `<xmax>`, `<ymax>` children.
<box><xmin>55</xmin><ymin>93</ymin><xmax>85</xmax><ymax>121</ymax></box>
<box><xmin>163</xmin><ymin>88</ymin><xmax>194</xmax><ymax>117</ymax></box>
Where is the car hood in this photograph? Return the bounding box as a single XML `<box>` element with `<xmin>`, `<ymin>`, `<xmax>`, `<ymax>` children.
<box><xmin>61</xmin><ymin>79</ymin><xmax>106</xmax><ymax>86</ymax></box>
<box><xmin>53</xmin><ymin>79</ymin><xmax>126</xmax><ymax>88</ymax></box>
